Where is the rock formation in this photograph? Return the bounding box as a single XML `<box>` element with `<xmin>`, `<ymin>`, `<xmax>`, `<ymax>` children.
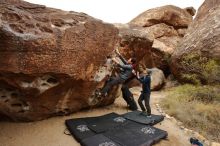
<box><xmin>171</xmin><ymin>0</ymin><xmax>220</xmax><ymax>84</ymax></box>
<box><xmin>117</xmin><ymin>5</ymin><xmax>194</xmax><ymax>75</ymax></box>
<box><xmin>114</xmin><ymin>23</ymin><xmax>153</xmax><ymax>64</ymax></box>
<box><xmin>129</xmin><ymin>5</ymin><xmax>193</xmax><ymax>28</ymax></box>
<box><xmin>149</xmin><ymin>68</ymin><xmax>165</xmax><ymax>90</ymax></box>
<box><xmin>195</xmin><ymin>0</ymin><xmax>220</xmax><ymax>20</ymax></box>
<box><xmin>0</xmin><ymin>0</ymin><xmax>119</xmax><ymax>121</ymax></box>
<box><xmin>0</xmin><ymin>0</ymin><xmax>199</xmax><ymax>121</ymax></box>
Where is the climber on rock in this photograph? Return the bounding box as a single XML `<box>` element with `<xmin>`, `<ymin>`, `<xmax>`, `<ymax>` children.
<box><xmin>97</xmin><ymin>48</ymin><xmax>136</xmax><ymax>98</ymax></box>
<box><xmin>133</xmin><ymin>69</ymin><xmax>152</xmax><ymax>117</ymax></box>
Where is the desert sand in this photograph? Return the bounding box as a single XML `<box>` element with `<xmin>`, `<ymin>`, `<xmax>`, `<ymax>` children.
<box><xmin>0</xmin><ymin>87</ymin><xmax>191</xmax><ymax>146</ymax></box>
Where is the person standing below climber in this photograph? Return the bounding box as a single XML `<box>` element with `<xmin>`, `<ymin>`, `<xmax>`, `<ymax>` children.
<box><xmin>97</xmin><ymin>49</ymin><xmax>136</xmax><ymax>97</ymax></box>
<box><xmin>133</xmin><ymin>69</ymin><xmax>152</xmax><ymax>116</ymax></box>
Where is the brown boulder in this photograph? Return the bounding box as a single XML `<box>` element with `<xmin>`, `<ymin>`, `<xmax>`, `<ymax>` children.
<box><xmin>149</xmin><ymin>68</ymin><xmax>165</xmax><ymax>90</ymax></box>
<box><xmin>115</xmin><ymin>23</ymin><xmax>180</xmax><ymax>62</ymax></box>
<box><xmin>129</xmin><ymin>5</ymin><xmax>193</xmax><ymax>28</ymax></box>
<box><xmin>126</xmin><ymin>5</ymin><xmax>193</xmax><ymax>75</ymax></box>
<box><xmin>115</xmin><ymin>23</ymin><xmax>173</xmax><ymax>76</ymax></box>
<box><xmin>195</xmin><ymin>0</ymin><xmax>220</xmax><ymax>20</ymax></box>
<box><xmin>0</xmin><ymin>0</ymin><xmax>119</xmax><ymax>121</ymax></box>
<box><xmin>114</xmin><ymin>23</ymin><xmax>153</xmax><ymax>65</ymax></box>
<box><xmin>171</xmin><ymin>0</ymin><xmax>220</xmax><ymax>84</ymax></box>
<box><xmin>140</xmin><ymin>23</ymin><xmax>178</xmax><ymax>38</ymax></box>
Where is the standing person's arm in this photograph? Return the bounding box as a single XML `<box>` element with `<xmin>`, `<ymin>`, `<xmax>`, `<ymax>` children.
<box><xmin>132</xmin><ymin>71</ymin><xmax>145</xmax><ymax>83</ymax></box>
<box><xmin>137</xmin><ymin>72</ymin><xmax>145</xmax><ymax>83</ymax></box>
<box><xmin>115</xmin><ymin>49</ymin><xmax>128</xmax><ymax>64</ymax></box>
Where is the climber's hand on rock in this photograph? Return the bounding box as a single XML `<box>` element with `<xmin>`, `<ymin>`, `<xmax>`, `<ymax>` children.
<box><xmin>115</xmin><ymin>48</ymin><xmax>120</xmax><ymax>56</ymax></box>
<box><xmin>112</xmin><ymin>58</ymin><xmax>120</xmax><ymax>65</ymax></box>
<box><xmin>112</xmin><ymin>57</ymin><xmax>117</xmax><ymax>62</ymax></box>
<box><xmin>132</xmin><ymin>70</ymin><xmax>136</xmax><ymax>75</ymax></box>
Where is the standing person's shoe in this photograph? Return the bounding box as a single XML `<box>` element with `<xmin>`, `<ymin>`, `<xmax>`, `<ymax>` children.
<box><xmin>146</xmin><ymin>111</ymin><xmax>151</xmax><ymax>117</ymax></box>
<box><xmin>140</xmin><ymin>111</ymin><xmax>148</xmax><ymax>116</ymax></box>
<box><xmin>140</xmin><ymin>111</ymin><xmax>152</xmax><ymax>117</ymax></box>
<box><xmin>147</xmin><ymin>114</ymin><xmax>152</xmax><ymax>118</ymax></box>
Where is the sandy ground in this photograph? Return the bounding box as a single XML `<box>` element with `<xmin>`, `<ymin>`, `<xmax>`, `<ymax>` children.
<box><xmin>0</xmin><ymin>87</ymin><xmax>191</xmax><ymax>146</ymax></box>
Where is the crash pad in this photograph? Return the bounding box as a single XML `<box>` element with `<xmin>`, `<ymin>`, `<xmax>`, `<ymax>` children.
<box><xmin>85</xmin><ymin>112</ymin><xmax>128</xmax><ymax>133</ymax></box>
<box><xmin>65</xmin><ymin>118</ymin><xmax>96</xmax><ymax>142</ymax></box>
<box><xmin>104</xmin><ymin>121</ymin><xmax>168</xmax><ymax>146</ymax></box>
<box><xmin>81</xmin><ymin>134</ymin><xmax>121</xmax><ymax>146</ymax></box>
<box><xmin>123</xmin><ymin>111</ymin><xmax>164</xmax><ymax>125</ymax></box>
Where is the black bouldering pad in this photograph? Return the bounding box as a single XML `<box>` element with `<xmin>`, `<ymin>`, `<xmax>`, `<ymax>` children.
<box><xmin>66</xmin><ymin>112</ymin><xmax>167</xmax><ymax>146</ymax></box>
<box><xmin>85</xmin><ymin>112</ymin><xmax>128</xmax><ymax>133</ymax></box>
<box><xmin>104</xmin><ymin>121</ymin><xmax>168</xmax><ymax>146</ymax></box>
<box><xmin>65</xmin><ymin>118</ymin><xmax>96</xmax><ymax>142</ymax></box>
<box><xmin>123</xmin><ymin>111</ymin><xmax>164</xmax><ymax>125</ymax></box>
<box><xmin>81</xmin><ymin>134</ymin><xmax>121</xmax><ymax>146</ymax></box>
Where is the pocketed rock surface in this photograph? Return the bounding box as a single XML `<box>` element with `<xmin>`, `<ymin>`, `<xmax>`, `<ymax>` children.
<box><xmin>0</xmin><ymin>0</ymin><xmax>119</xmax><ymax>121</ymax></box>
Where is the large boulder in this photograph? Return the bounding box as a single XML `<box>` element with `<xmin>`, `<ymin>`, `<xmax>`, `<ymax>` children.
<box><xmin>171</xmin><ymin>0</ymin><xmax>220</xmax><ymax>84</ymax></box>
<box><xmin>0</xmin><ymin>0</ymin><xmax>119</xmax><ymax>121</ymax></box>
<box><xmin>195</xmin><ymin>0</ymin><xmax>220</xmax><ymax>20</ymax></box>
<box><xmin>149</xmin><ymin>68</ymin><xmax>166</xmax><ymax>90</ymax></box>
<box><xmin>113</xmin><ymin>6</ymin><xmax>194</xmax><ymax>91</ymax></box>
<box><xmin>129</xmin><ymin>5</ymin><xmax>193</xmax><ymax>28</ymax></box>
<box><xmin>114</xmin><ymin>23</ymin><xmax>153</xmax><ymax>64</ymax></box>
<box><xmin>126</xmin><ymin>5</ymin><xmax>194</xmax><ymax>75</ymax></box>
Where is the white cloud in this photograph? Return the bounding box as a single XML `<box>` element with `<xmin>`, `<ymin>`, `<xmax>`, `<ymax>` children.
<box><xmin>25</xmin><ymin>0</ymin><xmax>204</xmax><ymax>23</ymax></box>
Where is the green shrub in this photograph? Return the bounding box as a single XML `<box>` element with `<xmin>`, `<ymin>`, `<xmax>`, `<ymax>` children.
<box><xmin>182</xmin><ymin>74</ymin><xmax>201</xmax><ymax>85</ymax></box>
<box><xmin>162</xmin><ymin>84</ymin><xmax>220</xmax><ymax>142</ymax></box>
<box><xmin>180</xmin><ymin>53</ymin><xmax>220</xmax><ymax>84</ymax></box>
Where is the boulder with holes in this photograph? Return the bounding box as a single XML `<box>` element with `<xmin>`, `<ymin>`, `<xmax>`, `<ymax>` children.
<box><xmin>0</xmin><ymin>0</ymin><xmax>119</xmax><ymax>121</ymax></box>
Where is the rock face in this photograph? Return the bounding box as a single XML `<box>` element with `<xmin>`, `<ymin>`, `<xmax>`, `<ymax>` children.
<box><xmin>171</xmin><ymin>0</ymin><xmax>220</xmax><ymax>84</ymax></box>
<box><xmin>129</xmin><ymin>5</ymin><xmax>193</xmax><ymax>28</ymax></box>
<box><xmin>149</xmin><ymin>68</ymin><xmax>165</xmax><ymax>90</ymax></box>
<box><xmin>127</xmin><ymin>5</ymin><xmax>194</xmax><ymax>75</ymax></box>
<box><xmin>113</xmin><ymin>5</ymin><xmax>194</xmax><ymax>91</ymax></box>
<box><xmin>0</xmin><ymin>0</ymin><xmax>119</xmax><ymax>121</ymax></box>
<box><xmin>195</xmin><ymin>0</ymin><xmax>220</xmax><ymax>20</ymax></box>
<box><xmin>114</xmin><ymin>23</ymin><xmax>153</xmax><ymax>64</ymax></box>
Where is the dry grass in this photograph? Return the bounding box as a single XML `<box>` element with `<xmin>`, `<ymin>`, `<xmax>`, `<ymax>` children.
<box><xmin>161</xmin><ymin>84</ymin><xmax>220</xmax><ymax>142</ymax></box>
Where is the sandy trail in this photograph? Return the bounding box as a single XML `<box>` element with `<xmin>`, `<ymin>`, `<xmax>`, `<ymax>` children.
<box><xmin>0</xmin><ymin>87</ymin><xmax>191</xmax><ymax>146</ymax></box>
